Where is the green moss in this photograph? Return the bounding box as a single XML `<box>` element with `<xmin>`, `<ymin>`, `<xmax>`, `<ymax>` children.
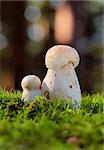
<box><xmin>0</xmin><ymin>90</ymin><xmax>104</xmax><ymax>150</ymax></box>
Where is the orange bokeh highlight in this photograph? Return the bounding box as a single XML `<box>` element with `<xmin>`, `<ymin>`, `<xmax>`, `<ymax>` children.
<box><xmin>54</xmin><ymin>4</ymin><xmax>74</xmax><ymax>44</ymax></box>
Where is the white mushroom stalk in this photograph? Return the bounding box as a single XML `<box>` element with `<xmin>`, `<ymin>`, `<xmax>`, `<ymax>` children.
<box><xmin>42</xmin><ymin>45</ymin><xmax>81</xmax><ymax>106</ymax></box>
<box><xmin>21</xmin><ymin>75</ymin><xmax>42</xmax><ymax>101</ymax></box>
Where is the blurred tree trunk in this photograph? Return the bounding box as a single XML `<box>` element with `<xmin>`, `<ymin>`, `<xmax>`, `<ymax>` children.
<box><xmin>1</xmin><ymin>1</ymin><xmax>26</xmax><ymax>90</ymax></box>
<box><xmin>69</xmin><ymin>1</ymin><xmax>92</xmax><ymax>93</ymax></box>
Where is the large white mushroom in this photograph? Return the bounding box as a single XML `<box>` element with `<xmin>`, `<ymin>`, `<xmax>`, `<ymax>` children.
<box><xmin>21</xmin><ymin>75</ymin><xmax>42</xmax><ymax>101</ymax></box>
<box><xmin>42</xmin><ymin>45</ymin><xmax>81</xmax><ymax>106</ymax></box>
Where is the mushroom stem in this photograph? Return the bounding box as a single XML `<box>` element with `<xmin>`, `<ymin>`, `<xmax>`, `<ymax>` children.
<box><xmin>42</xmin><ymin>67</ymin><xmax>81</xmax><ymax>104</ymax></box>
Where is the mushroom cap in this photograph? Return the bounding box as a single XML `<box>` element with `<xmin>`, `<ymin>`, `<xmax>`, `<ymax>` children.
<box><xmin>21</xmin><ymin>75</ymin><xmax>41</xmax><ymax>90</ymax></box>
<box><xmin>45</xmin><ymin>45</ymin><xmax>80</xmax><ymax>69</ymax></box>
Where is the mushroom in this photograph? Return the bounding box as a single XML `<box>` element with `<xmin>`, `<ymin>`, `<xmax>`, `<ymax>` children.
<box><xmin>42</xmin><ymin>45</ymin><xmax>81</xmax><ymax>106</ymax></box>
<box><xmin>21</xmin><ymin>75</ymin><xmax>42</xmax><ymax>101</ymax></box>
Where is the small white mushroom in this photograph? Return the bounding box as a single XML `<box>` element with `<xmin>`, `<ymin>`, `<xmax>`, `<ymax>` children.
<box><xmin>21</xmin><ymin>75</ymin><xmax>42</xmax><ymax>101</ymax></box>
<box><xmin>42</xmin><ymin>45</ymin><xmax>81</xmax><ymax>106</ymax></box>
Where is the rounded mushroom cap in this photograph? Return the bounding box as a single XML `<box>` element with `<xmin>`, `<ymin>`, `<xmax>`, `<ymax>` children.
<box><xmin>21</xmin><ymin>75</ymin><xmax>41</xmax><ymax>90</ymax></box>
<box><xmin>45</xmin><ymin>45</ymin><xmax>80</xmax><ymax>69</ymax></box>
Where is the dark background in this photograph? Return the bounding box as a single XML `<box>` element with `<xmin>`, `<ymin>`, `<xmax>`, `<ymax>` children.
<box><xmin>0</xmin><ymin>0</ymin><xmax>104</xmax><ymax>93</ymax></box>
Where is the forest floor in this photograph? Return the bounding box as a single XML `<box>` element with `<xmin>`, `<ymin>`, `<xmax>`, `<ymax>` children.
<box><xmin>0</xmin><ymin>90</ymin><xmax>104</xmax><ymax>150</ymax></box>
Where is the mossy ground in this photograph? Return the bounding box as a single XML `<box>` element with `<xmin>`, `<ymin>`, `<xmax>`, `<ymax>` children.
<box><xmin>0</xmin><ymin>90</ymin><xmax>104</xmax><ymax>150</ymax></box>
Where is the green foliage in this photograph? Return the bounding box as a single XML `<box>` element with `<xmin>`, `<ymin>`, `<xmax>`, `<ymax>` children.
<box><xmin>0</xmin><ymin>90</ymin><xmax>104</xmax><ymax>150</ymax></box>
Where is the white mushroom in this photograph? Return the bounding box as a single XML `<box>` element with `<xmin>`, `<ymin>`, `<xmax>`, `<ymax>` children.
<box><xmin>21</xmin><ymin>75</ymin><xmax>42</xmax><ymax>101</ymax></box>
<box><xmin>42</xmin><ymin>45</ymin><xmax>81</xmax><ymax>106</ymax></box>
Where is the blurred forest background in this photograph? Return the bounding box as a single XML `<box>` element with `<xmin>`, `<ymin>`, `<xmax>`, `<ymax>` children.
<box><xmin>0</xmin><ymin>0</ymin><xmax>104</xmax><ymax>93</ymax></box>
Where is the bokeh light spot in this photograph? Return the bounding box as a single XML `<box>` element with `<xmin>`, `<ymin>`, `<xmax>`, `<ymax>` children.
<box><xmin>27</xmin><ymin>24</ymin><xmax>46</xmax><ymax>42</ymax></box>
<box><xmin>54</xmin><ymin>4</ymin><xmax>74</xmax><ymax>43</ymax></box>
<box><xmin>24</xmin><ymin>5</ymin><xmax>41</xmax><ymax>22</ymax></box>
<box><xmin>0</xmin><ymin>34</ymin><xmax>8</xmax><ymax>50</ymax></box>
